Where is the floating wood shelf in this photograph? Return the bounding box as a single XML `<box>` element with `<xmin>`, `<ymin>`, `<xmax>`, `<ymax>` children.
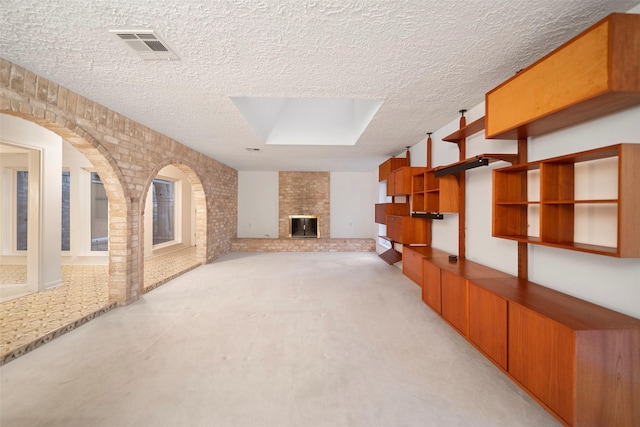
<box><xmin>442</xmin><ymin>117</ymin><xmax>486</xmax><ymax>143</ymax></box>
<box><xmin>434</xmin><ymin>154</ymin><xmax>518</xmax><ymax>177</ymax></box>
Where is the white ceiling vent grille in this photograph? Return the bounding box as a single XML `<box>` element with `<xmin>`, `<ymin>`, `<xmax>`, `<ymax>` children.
<box><xmin>109</xmin><ymin>29</ymin><xmax>179</xmax><ymax>61</ymax></box>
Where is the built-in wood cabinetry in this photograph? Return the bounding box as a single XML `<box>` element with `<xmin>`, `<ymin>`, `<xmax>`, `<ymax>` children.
<box><xmin>400</xmin><ymin>247</ymin><xmax>640</xmax><ymax>426</ymax></box>
<box><xmin>388</xmin><ymin>166</ymin><xmax>426</xmax><ymax>196</ymax></box>
<box><xmin>493</xmin><ymin>143</ymin><xmax>640</xmax><ymax>257</ymax></box>
<box><xmin>411</xmin><ymin>170</ymin><xmax>459</xmax><ymax>213</ymax></box>
<box><xmin>486</xmin><ymin>13</ymin><xmax>640</xmax><ymax>139</ymax></box>
<box><xmin>379</xmin><ymin>157</ymin><xmax>409</xmax><ymax>182</ymax></box>
<box><xmin>468</xmin><ymin>283</ymin><xmax>507</xmax><ymax>370</ymax></box>
<box><xmin>374</xmin><ymin>202</ymin><xmax>409</xmax><ymax>225</ymax></box>
<box><xmin>386</xmin><ymin>215</ymin><xmax>429</xmax><ymax>245</ymax></box>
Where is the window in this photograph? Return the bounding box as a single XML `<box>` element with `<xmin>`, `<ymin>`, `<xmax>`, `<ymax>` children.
<box><xmin>91</xmin><ymin>172</ymin><xmax>108</xmax><ymax>251</ymax></box>
<box><xmin>152</xmin><ymin>178</ymin><xmax>175</xmax><ymax>245</ymax></box>
<box><xmin>61</xmin><ymin>171</ymin><xmax>70</xmax><ymax>251</ymax></box>
<box><xmin>14</xmin><ymin>170</ymin><xmax>71</xmax><ymax>251</ymax></box>
<box><xmin>16</xmin><ymin>171</ymin><xmax>28</xmax><ymax>251</ymax></box>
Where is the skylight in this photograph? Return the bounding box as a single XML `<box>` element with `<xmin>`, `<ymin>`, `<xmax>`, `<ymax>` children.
<box><xmin>230</xmin><ymin>97</ymin><xmax>383</xmax><ymax>146</ymax></box>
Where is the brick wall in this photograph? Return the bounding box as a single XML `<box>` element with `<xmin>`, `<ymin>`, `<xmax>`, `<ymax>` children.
<box><xmin>279</xmin><ymin>171</ymin><xmax>330</xmax><ymax>238</ymax></box>
<box><xmin>232</xmin><ymin>238</ymin><xmax>375</xmax><ymax>252</ymax></box>
<box><xmin>0</xmin><ymin>58</ymin><xmax>238</xmax><ymax>306</ymax></box>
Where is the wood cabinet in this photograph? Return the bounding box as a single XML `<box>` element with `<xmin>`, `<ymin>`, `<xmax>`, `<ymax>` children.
<box><xmin>388</xmin><ymin>166</ymin><xmax>426</xmax><ymax>196</ymax></box>
<box><xmin>422</xmin><ymin>258</ymin><xmax>442</xmax><ymax>313</ymax></box>
<box><xmin>403</xmin><ymin>249</ymin><xmax>640</xmax><ymax>426</ymax></box>
<box><xmin>412</xmin><ymin>170</ymin><xmax>459</xmax><ymax>213</ymax></box>
<box><xmin>379</xmin><ymin>157</ymin><xmax>409</xmax><ymax>182</ymax></box>
<box><xmin>508</xmin><ymin>303</ymin><xmax>575</xmax><ymax>424</ymax></box>
<box><xmin>374</xmin><ymin>202</ymin><xmax>409</xmax><ymax>224</ymax></box>
<box><xmin>401</xmin><ymin>246</ymin><xmax>424</xmax><ymax>286</ymax></box>
<box><xmin>386</xmin><ymin>215</ymin><xmax>429</xmax><ymax>244</ymax></box>
<box><xmin>440</xmin><ymin>270</ymin><xmax>468</xmax><ymax>335</ymax></box>
<box><xmin>485</xmin><ymin>13</ymin><xmax>640</xmax><ymax>139</ymax></box>
<box><xmin>468</xmin><ymin>283</ymin><xmax>507</xmax><ymax>370</ymax></box>
<box><xmin>493</xmin><ymin>143</ymin><xmax>640</xmax><ymax>257</ymax></box>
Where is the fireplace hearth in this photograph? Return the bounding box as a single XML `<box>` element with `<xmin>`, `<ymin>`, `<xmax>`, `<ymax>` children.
<box><xmin>289</xmin><ymin>215</ymin><xmax>319</xmax><ymax>238</ymax></box>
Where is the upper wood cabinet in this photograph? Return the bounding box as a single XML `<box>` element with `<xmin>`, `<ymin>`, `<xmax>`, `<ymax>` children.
<box><xmin>379</xmin><ymin>157</ymin><xmax>409</xmax><ymax>182</ymax></box>
<box><xmin>387</xmin><ymin>166</ymin><xmax>426</xmax><ymax>196</ymax></box>
<box><xmin>374</xmin><ymin>202</ymin><xmax>409</xmax><ymax>225</ymax></box>
<box><xmin>486</xmin><ymin>13</ymin><xmax>640</xmax><ymax>139</ymax></box>
<box><xmin>493</xmin><ymin>143</ymin><xmax>640</xmax><ymax>257</ymax></box>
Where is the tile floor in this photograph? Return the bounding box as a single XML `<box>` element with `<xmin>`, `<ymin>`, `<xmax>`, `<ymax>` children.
<box><xmin>0</xmin><ymin>246</ymin><xmax>199</xmax><ymax>364</ymax></box>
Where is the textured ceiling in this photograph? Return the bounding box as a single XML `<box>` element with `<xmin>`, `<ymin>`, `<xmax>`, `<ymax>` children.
<box><xmin>2</xmin><ymin>0</ymin><xmax>639</xmax><ymax>171</ymax></box>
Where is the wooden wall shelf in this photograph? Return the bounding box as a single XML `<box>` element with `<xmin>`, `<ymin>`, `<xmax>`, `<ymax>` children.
<box><xmin>442</xmin><ymin>116</ymin><xmax>485</xmax><ymax>143</ymax></box>
<box><xmin>493</xmin><ymin>143</ymin><xmax>640</xmax><ymax>257</ymax></box>
<box><xmin>485</xmin><ymin>13</ymin><xmax>640</xmax><ymax>139</ymax></box>
<box><xmin>401</xmin><ymin>245</ymin><xmax>640</xmax><ymax>426</ymax></box>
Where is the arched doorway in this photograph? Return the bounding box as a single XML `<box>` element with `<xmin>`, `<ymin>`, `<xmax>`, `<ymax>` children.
<box><xmin>0</xmin><ymin>113</ymin><xmax>129</xmax><ymax>304</ymax></box>
<box><xmin>140</xmin><ymin>163</ymin><xmax>207</xmax><ymax>294</ymax></box>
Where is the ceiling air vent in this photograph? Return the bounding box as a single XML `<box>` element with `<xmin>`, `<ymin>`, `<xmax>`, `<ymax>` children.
<box><xmin>109</xmin><ymin>29</ymin><xmax>179</xmax><ymax>61</ymax></box>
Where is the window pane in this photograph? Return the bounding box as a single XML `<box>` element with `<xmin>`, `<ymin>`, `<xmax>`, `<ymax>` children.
<box><xmin>16</xmin><ymin>171</ymin><xmax>28</xmax><ymax>251</ymax></box>
<box><xmin>61</xmin><ymin>171</ymin><xmax>70</xmax><ymax>251</ymax></box>
<box><xmin>152</xmin><ymin>179</ymin><xmax>174</xmax><ymax>245</ymax></box>
<box><xmin>91</xmin><ymin>172</ymin><xmax>108</xmax><ymax>251</ymax></box>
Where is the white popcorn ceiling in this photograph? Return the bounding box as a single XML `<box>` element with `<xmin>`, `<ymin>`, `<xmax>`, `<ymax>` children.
<box><xmin>2</xmin><ymin>0</ymin><xmax>638</xmax><ymax>171</ymax></box>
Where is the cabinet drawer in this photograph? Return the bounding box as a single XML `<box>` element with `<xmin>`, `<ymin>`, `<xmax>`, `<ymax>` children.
<box><xmin>402</xmin><ymin>247</ymin><xmax>423</xmax><ymax>286</ymax></box>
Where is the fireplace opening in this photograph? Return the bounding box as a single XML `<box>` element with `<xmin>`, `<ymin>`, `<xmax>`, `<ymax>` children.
<box><xmin>289</xmin><ymin>215</ymin><xmax>319</xmax><ymax>238</ymax></box>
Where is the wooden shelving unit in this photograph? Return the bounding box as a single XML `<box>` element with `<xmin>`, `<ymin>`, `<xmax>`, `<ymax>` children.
<box><xmin>411</xmin><ymin>169</ymin><xmax>459</xmax><ymax>213</ymax></box>
<box><xmin>492</xmin><ymin>143</ymin><xmax>640</xmax><ymax>257</ymax></box>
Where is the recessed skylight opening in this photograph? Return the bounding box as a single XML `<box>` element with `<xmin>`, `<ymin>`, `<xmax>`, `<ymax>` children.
<box><xmin>231</xmin><ymin>97</ymin><xmax>383</xmax><ymax>146</ymax></box>
<box><xmin>109</xmin><ymin>29</ymin><xmax>179</xmax><ymax>61</ymax></box>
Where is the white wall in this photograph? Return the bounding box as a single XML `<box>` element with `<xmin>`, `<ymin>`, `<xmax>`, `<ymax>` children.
<box><xmin>237</xmin><ymin>171</ymin><xmax>279</xmax><ymax>238</ymax></box>
<box><xmin>0</xmin><ymin>114</ymin><xmax>63</xmax><ymax>289</ymax></box>
<box><xmin>330</xmin><ymin>171</ymin><xmax>377</xmax><ymax>238</ymax></box>
<box><xmin>401</xmin><ymin>100</ymin><xmax>640</xmax><ymax>319</ymax></box>
<box><xmin>237</xmin><ymin>170</ymin><xmax>377</xmax><ymax>239</ymax></box>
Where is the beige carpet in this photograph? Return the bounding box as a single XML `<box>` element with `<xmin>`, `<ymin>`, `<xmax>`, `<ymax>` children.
<box><xmin>0</xmin><ymin>252</ymin><xmax>560</xmax><ymax>426</ymax></box>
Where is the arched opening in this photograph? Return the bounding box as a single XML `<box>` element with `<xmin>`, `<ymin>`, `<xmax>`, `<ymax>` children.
<box><xmin>0</xmin><ymin>113</ymin><xmax>129</xmax><ymax>304</ymax></box>
<box><xmin>140</xmin><ymin>163</ymin><xmax>207</xmax><ymax>294</ymax></box>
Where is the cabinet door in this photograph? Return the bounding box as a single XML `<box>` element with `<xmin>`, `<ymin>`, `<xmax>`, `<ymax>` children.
<box><xmin>509</xmin><ymin>303</ymin><xmax>575</xmax><ymax>425</ymax></box>
<box><xmin>422</xmin><ymin>260</ymin><xmax>441</xmax><ymax>313</ymax></box>
<box><xmin>387</xmin><ymin>171</ymin><xmax>397</xmax><ymax>196</ymax></box>
<box><xmin>468</xmin><ymin>283</ymin><xmax>507</xmax><ymax>369</ymax></box>
<box><xmin>402</xmin><ymin>248</ymin><xmax>423</xmax><ymax>287</ymax></box>
<box><xmin>441</xmin><ymin>270</ymin><xmax>468</xmax><ymax>336</ymax></box>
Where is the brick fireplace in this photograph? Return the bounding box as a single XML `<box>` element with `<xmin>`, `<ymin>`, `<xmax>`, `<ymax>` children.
<box><xmin>278</xmin><ymin>171</ymin><xmax>330</xmax><ymax>238</ymax></box>
<box><xmin>231</xmin><ymin>171</ymin><xmax>374</xmax><ymax>252</ymax></box>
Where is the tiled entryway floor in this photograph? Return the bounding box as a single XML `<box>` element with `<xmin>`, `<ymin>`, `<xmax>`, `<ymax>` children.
<box><xmin>0</xmin><ymin>246</ymin><xmax>199</xmax><ymax>364</ymax></box>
